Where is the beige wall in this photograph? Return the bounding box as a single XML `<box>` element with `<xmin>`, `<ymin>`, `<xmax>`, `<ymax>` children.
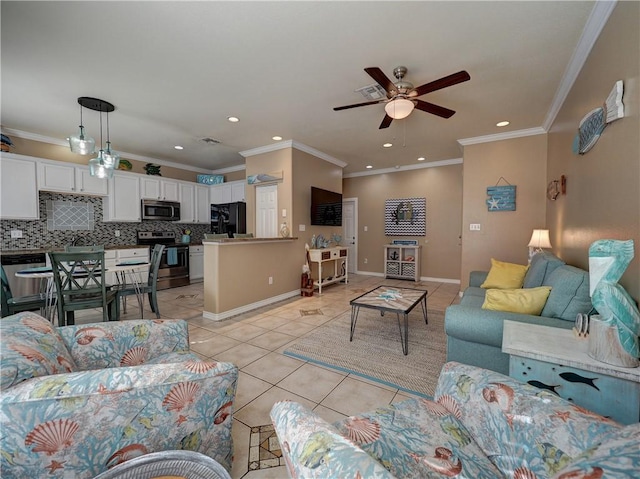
<box><xmin>203</xmin><ymin>240</ymin><xmax>299</xmax><ymax>318</ymax></box>
<box><xmin>10</xmin><ymin>137</ymin><xmax>242</xmax><ymax>183</ymax></box>
<box><xmin>343</xmin><ymin>164</ymin><xmax>463</xmax><ymax>281</ymax></box>
<box><xmin>547</xmin><ymin>1</ymin><xmax>639</xmax><ymax>299</ymax></box>
<box><xmin>460</xmin><ymin>135</ymin><xmax>548</xmax><ymax>288</ymax></box>
<box><xmin>244</xmin><ymin>148</ymin><xmax>293</xmax><ymax>235</ymax></box>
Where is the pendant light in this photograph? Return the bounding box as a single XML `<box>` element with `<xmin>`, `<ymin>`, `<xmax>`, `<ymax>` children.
<box><xmin>68</xmin><ymin>102</ymin><xmax>96</xmax><ymax>155</ymax></box>
<box><xmin>102</xmin><ymin>110</ymin><xmax>120</xmax><ymax>174</ymax></box>
<box><xmin>88</xmin><ymin>109</ymin><xmax>109</xmax><ymax>178</ymax></box>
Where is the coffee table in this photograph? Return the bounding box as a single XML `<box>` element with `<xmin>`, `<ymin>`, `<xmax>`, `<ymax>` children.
<box><xmin>350</xmin><ymin>286</ymin><xmax>428</xmax><ymax>355</ymax></box>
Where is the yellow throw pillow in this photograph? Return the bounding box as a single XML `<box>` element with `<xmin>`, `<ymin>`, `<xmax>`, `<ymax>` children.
<box><xmin>482</xmin><ymin>286</ymin><xmax>552</xmax><ymax>315</ymax></box>
<box><xmin>480</xmin><ymin>258</ymin><xmax>529</xmax><ymax>289</ymax></box>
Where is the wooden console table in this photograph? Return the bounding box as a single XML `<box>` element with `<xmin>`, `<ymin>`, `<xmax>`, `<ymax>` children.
<box><xmin>502</xmin><ymin>320</ymin><xmax>640</xmax><ymax>424</ymax></box>
<box><xmin>308</xmin><ymin>247</ymin><xmax>348</xmax><ymax>294</ymax></box>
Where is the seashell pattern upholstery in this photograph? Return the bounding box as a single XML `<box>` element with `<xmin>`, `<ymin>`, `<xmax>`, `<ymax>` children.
<box><xmin>271</xmin><ymin>362</ymin><xmax>640</xmax><ymax>479</ymax></box>
<box><xmin>0</xmin><ymin>312</ymin><xmax>238</xmax><ymax>478</ymax></box>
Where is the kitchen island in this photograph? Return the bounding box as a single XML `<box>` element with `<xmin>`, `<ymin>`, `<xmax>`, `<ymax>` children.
<box><xmin>203</xmin><ymin>237</ymin><xmax>300</xmax><ymax>320</ymax></box>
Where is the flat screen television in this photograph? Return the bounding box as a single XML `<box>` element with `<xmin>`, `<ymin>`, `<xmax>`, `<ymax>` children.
<box><xmin>310</xmin><ymin>186</ymin><xmax>343</xmax><ymax>226</ymax></box>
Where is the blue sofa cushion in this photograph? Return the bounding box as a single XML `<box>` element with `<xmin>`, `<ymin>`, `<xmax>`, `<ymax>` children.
<box><xmin>541</xmin><ymin>266</ymin><xmax>592</xmax><ymax>321</ymax></box>
<box><xmin>523</xmin><ymin>251</ymin><xmax>565</xmax><ymax>288</ymax></box>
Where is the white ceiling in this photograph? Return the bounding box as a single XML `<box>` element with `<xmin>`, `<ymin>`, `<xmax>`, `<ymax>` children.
<box><xmin>1</xmin><ymin>1</ymin><xmax>599</xmax><ymax>175</ymax></box>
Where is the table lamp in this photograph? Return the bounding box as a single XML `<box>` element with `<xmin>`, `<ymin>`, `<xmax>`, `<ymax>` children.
<box><xmin>528</xmin><ymin>229</ymin><xmax>551</xmax><ymax>262</ymax></box>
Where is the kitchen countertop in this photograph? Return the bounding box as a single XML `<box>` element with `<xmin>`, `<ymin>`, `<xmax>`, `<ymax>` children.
<box><xmin>0</xmin><ymin>244</ymin><xmax>149</xmax><ymax>256</ymax></box>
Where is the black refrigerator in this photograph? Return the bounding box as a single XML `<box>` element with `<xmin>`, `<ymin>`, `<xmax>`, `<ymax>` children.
<box><xmin>211</xmin><ymin>202</ymin><xmax>246</xmax><ymax>237</ymax></box>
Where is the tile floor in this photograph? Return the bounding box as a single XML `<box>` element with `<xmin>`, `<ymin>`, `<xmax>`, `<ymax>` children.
<box><xmin>73</xmin><ymin>274</ymin><xmax>461</xmax><ymax>478</ymax></box>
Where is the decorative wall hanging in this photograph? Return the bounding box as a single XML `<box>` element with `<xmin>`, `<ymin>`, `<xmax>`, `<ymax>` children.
<box><xmin>247</xmin><ymin>171</ymin><xmax>283</xmax><ymax>185</ymax></box>
<box><xmin>384</xmin><ymin>197</ymin><xmax>426</xmax><ymax>236</ymax></box>
<box><xmin>144</xmin><ymin>163</ymin><xmax>162</xmax><ymax>176</ymax></box>
<box><xmin>573</xmin><ymin>80</ymin><xmax>624</xmax><ymax>155</ymax></box>
<box><xmin>547</xmin><ymin>180</ymin><xmax>560</xmax><ymax>201</ymax></box>
<box><xmin>196</xmin><ymin>174</ymin><xmax>224</xmax><ymax>185</ymax></box>
<box><xmin>486</xmin><ymin>177</ymin><xmax>516</xmax><ymax>211</ymax></box>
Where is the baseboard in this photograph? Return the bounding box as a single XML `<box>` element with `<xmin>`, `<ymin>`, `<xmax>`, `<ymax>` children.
<box><xmin>202</xmin><ymin>289</ymin><xmax>300</xmax><ymax>321</ymax></box>
<box><xmin>356</xmin><ymin>270</ymin><xmax>460</xmax><ymax>284</ymax></box>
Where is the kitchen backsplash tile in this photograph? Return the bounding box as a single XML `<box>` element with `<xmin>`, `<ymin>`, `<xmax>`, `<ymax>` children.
<box><xmin>1</xmin><ymin>192</ymin><xmax>210</xmax><ymax>250</ymax></box>
<box><xmin>46</xmin><ymin>199</ymin><xmax>95</xmax><ymax>231</ymax></box>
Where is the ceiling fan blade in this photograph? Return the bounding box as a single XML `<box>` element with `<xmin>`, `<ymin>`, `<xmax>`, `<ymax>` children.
<box><xmin>364</xmin><ymin>67</ymin><xmax>397</xmax><ymax>95</ymax></box>
<box><xmin>333</xmin><ymin>99</ymin><xmax>384</xmax><ymax>111</ymax></box>
<box><xmin>379</xmin><ymin>115</ymin><xmax>393</xmax><ymax>129</ymax></box>
<box><xmin>414</xmin><ymin>100</ymin><xmax>456</xmax><ymax>118</ymax></box>
<box><xmin>412</xmin><ymin>70</ymin><xmax>471</xmax><ymax>97</ymax></box>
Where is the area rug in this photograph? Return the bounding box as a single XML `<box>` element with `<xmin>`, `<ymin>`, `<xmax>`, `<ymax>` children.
<box><xmin>284</xmin><ymin>308</ymin><xmax>446</xmax><ymax>398</ymax></box>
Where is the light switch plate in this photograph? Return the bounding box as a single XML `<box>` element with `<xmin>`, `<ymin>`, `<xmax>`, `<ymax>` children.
<box><xmin>10</xmin><ymin>230</ymin><xmax>23</xmax><ymax>238</ymax></box>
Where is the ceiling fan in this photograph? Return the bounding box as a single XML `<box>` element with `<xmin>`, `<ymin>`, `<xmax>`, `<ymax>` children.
<box><xmin>334</xmin><ymin>66</ymin><xmax>470</xmax><ymax>129</ymax></box>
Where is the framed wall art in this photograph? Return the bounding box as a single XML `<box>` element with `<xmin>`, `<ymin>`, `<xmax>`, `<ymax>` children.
<box><xmin>384</xmin><ymin>197</ymin><xmax>426</xmax><ymax>236</ymax></box>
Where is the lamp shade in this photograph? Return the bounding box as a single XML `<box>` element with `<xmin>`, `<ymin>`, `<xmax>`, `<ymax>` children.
<box><xmin>384</xmin><ymin>98</ymin><xmax>414</xmax><ymax>119</ymax></box>
<box><xmin>528</xmin><ymin>229</ymin><xmax>552</xmax><ymax>249</ymax></box>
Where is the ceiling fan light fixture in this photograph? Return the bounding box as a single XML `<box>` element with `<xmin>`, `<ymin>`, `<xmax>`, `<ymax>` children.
<box><xmin>384</xmin><ymin>98</ymin><xmax>414</xmax><ymax>120</ymax></box>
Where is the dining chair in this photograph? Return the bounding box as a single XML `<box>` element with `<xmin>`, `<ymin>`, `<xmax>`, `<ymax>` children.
<box><xmin>0</xmin><ymin>265</ymin><xmax>49</xmax><ymax>318</ymax></box>
<box><xmin>204</xmin><ymin>233</ymin><xmax>229</xmax><ymax>240</ymax></box>
<box><xmin>64</xmin><ymin>245</ymin><xmax>105</xmax><ymax>252</ymax></box>
<box><xmin>233</xmin><ymin>233</ymin><xmax>254</xmax><ymax>238</ymax></box>
<box><xmin>48</xmin><ymin>251</ymin><xmax>118</xmax><ymax>326</ymax></box>
<box><xmin>114</xmin><ymin>244</ymin><xmax>165</xmax><ymax>319</ymax></box>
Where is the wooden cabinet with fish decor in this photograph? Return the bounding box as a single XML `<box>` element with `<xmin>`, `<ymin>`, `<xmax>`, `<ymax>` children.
<box><xmin>502</xmin><ymin>320</ymin><xmax>640</xmax><ymax>425</ymax></box>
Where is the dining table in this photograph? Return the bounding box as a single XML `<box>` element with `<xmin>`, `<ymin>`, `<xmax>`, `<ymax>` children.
<box><xmin>15</xmin><ymin>261</ymin><xmax>150</xmax><ymax>324</ymax></box>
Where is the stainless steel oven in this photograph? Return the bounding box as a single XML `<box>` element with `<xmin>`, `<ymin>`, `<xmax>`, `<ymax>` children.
<box><xmin>141</xmin><ymin>199</ymin><xmax>181</xmax><ymax>221</ymax></box>
<box><xmin>137</xmin><ymin>231</ymin><xmax>189</xmax><ymax>289</ymax></box>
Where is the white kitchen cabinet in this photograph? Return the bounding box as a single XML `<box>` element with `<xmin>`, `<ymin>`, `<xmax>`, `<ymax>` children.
<box><xmin>37</xmin><ymin>161</ymin><xmax>108</xmax><ymax>196</ymax></box>
<box><xmin>189</xmin><ymin>245</ymin><xmax>204</xmax><ymax>282</ymax></box>
<box><xmin>210</xmin><ymin>180</ymin><xmax>245</xmax><ymax>205</ymax></box>
<box><xmin>103</xmin><ymin>172</ymin><xmax>141</xmax><ymax>222</ymax></box>
<box><xmin>195</xmin><ymin>185</ymin><xmax>211</xmax><ymax>224</ymax></box>
<box><xmin>179</xmin><ymin>182</ymin><xmax>195</xmax><ymax>222</ymax></box>
<box><xmin>231</xmin><ymin>180</ymin><xmax>246</xmax><ymax>202</ymax></box>
<box><xmin>140</xmin><ymin>177</ymin><xmax>179</xmax><ymax>201</ymax></box>
<box><xmin>0</xmin><ymin>154</ymin><xmax>39</xmax><ymax>219</ymax></box>
<box><xmin>210</xmin><ymin>183</ymin><xmax>232</xmax><ymax>204</ymax></box>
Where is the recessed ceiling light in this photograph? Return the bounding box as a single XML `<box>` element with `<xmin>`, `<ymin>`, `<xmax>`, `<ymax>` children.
<box><xmin>366</xmin><ymin>165</ymin><xmax>373</xmax><ymax>169</ymax></box>
<box><xmin>272</xmin><ymin>136</ymin><xmax>283</xmax><ymax>141</ymax></box>
<box><xmin>227</xmin><ymin>116</ymin><xmax>239</xmax><ymax>123</ymax></box>
<box><xmin>417</xmin><ymin>157</ymin><xmax>425</xmax><ymax>161</ymax></box>
<box><xmin>496</xmin><ymin>121</ymin><xmax>510</xmax><ymax>127</ymax></box>
<box><xmin>383</xmin><ymin>143</ymin><xmax>393</xmax><ymax>148</ymax></box>
<box><xmin>174</xmin><ymin>145</ymin><xmax>184</xmax><ymax>150</ymax></box>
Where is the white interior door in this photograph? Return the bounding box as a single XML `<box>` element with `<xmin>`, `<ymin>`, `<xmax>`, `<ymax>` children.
<box><xmin>255</xmin><ymin>184</ymin><xmax>278</xmax><ymax>237</ymax></box>
<box><xmin>343</xmin><ymin>198</ymin><xmax>357</xmax><ymax>273</ymax></box>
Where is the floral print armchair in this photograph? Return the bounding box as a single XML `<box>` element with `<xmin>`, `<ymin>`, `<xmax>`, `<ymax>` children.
<box><xmin>271</xmin><ymin>361</ymin><xmax>640</xmax><ymax>478</ymax></box>
<box><xmin>0</xmin><ymin>312</ymin><xmax>238</xmax><ymax>479</ymax></box>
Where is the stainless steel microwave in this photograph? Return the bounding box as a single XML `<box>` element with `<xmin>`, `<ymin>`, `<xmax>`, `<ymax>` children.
<box><xmin>141</xmin><ymin>199</ymin><xmax>181</xmax><ymax>221</ymax></box>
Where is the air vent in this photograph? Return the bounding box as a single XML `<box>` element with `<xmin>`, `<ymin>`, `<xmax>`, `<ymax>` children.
<box><xmin>355</xmin><ymin>83</ymin><xmax>387</xmax><ymax>101</ymax></box>
<box><xmin>201</xmin><ymin>137</ymin><xmax>221</xmax><ymax>145</ymax></box>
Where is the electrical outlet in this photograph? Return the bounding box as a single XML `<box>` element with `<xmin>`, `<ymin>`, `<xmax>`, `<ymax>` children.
<box><xmin>364</xmin><ymin>258</ymin><xmax>368</xmax><ymax>264</ymax></box>
<box><xmin>10</xmin><ymin>230</ymin><xmax>23</xmax><ymax>238</ymax></box>
<box><xmin>115</xmin><ymin>230</ymin><xmax>121</xmax><ymax>237</ymax></box>
<box><xmin>364</xmin><ymin>226</ymin><xmax>368</xmax><ymax>232</ymax></box>
<box><xmin>470</xmin><ymin>223</ymin><xmax>481</xmax><ymax>231</ymax></box>
<box><xmin>268</xmin><ymin>276</ymin><xmax>273</xmax><ymax>285</ymax></box>
<box><xmin>299</xmin><ymin>224</ymin><xmax>306</xmax><ymax>232</ymax></box>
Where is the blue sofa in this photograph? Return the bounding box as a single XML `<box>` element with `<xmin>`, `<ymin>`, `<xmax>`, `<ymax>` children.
<box><xmin>271</xmin><ymin>361</ymin><xmax>639</xmax><ymax>478</ymax></box>
<box><xmin>445</xmin><ymin>251</ymin><xmax>592</xmax><ymax>374</ymax></box>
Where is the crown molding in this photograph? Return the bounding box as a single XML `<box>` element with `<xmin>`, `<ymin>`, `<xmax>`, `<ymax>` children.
<box><xmin>457</xmin><ymin>127</ymin><xmax>547</xmax><ymax>146</ymax></box>
<box><xmin>344</xmin><ymin>158</ymin><xmax>462</xmax><ymax>178</ymax></box>
<box><xmin>211</xmin><ymin>163</ymin><xmax>246</xmax><ymax>174</ymax></box>
<box><xmin>240</xmin><ymin>139</ymin><xmax>347</xmax><ymax>168</ymax></box>
<box><xmin>542</xmin><ymin>0</ymin><xmax>617</xmax><ymax>131</ymax></box>
<box><xmin>3</xmin><ymin>128</ymin><xmax>216</xmax><ymax>174</ymax></box>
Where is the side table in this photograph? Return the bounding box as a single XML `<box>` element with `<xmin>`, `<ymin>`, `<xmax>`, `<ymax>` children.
<box><xmin>502</xmin><ymin>320</ymin><xmax>640</xmax><ymax>425</ymax></box>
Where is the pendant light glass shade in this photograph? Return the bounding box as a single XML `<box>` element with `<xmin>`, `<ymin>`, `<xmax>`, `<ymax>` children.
<box><xmin>103</xmin><ymin>140</ymin><xmax>120</xmax><ymax>173</ymax></box>
<box><xmin>88</xmin><ymin>150</ymin><xmax>109</xmax><ymax>178</ymax></box>
<box><xmin>68</xmin><ymin>125</ymin><xmax>96</xmax><ymax>155</ymax></box>
<box><xmin>384</xmin><ymin>98</ymin><xmax>415</xmax><ymax>120</ymax></box>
